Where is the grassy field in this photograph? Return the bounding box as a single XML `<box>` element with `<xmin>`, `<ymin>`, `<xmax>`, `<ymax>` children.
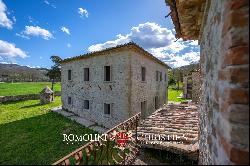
<box><xmin>0</xmin><ymin>82</ymin><xmax>61</xmax><ymax>96</ymax></box>
<box><xmin>168</xmin><ymin>89</ymin><xmax>187</xmax><ymax>102</ymax></box>
<box><xmin>0</xmin><ymin>82</ymin><xmax>188</xmax><ymax>164</ymax></box>
<box><xmin>0</xmin><ymin>97</ymin><xmax>97</xmax><ymax>165</ymax></box>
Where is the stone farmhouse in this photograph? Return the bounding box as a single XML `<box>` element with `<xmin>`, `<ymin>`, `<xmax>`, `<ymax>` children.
<box><xmin>60</xmin><ymin>42</ymin><xmax>170</xmax><ymax>128</ymax></box>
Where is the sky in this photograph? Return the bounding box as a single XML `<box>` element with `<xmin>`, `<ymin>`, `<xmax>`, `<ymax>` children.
<box><xmin>0</xmin><ymin>0</ymin><xmax>200</xmax><ymax>69</ymax></box>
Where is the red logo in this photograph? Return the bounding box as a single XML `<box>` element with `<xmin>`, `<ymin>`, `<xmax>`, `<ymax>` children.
<box><xmin>110</xmin><ymin>130</ymin><xmax>132</xmax><ymax>150</ymax></box>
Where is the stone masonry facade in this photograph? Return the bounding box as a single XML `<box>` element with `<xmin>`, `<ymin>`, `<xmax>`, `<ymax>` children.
<box><xmin>191</xmin><ymin>71</ymin><xmax>201</xmax><ymax>103</ymax></box>
<box><xmin>130</xmin><ymin>49</ymin><xmax>168</xmax><ymax>118</ymax></box>
<box><xmin>199</xmin><ymin>0</ymin><xmax>249</xmax><ymax>164</ymax></box>
<box><xmin>182</xmin><ymin>71</ymin><xmax>201</xmax><ymax>103</ymax></box>
<box><xmin>61</xmin><ymin>43</ymin><xmax>169</xmax><ymax>129</ymax></box>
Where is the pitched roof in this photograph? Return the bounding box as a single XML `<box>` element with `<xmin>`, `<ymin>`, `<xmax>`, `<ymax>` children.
<box><xmin>137</xmin><ymin>102</ymin><xmax>199</xmax><ymax>160</ymax></box>
<box><xmin>40</xmin><ymin>86</ymin><xmax>53</xmax><ymax>94</ymax></box>
<box><xmin>165</xmin><ymin>0</ymin><xmax>207</xmax><ymax>41</ymax></box>
<box><xmin>60</xmin><ymin>42</ymin><xmax>171</xmax><ymax>69</ymax></box>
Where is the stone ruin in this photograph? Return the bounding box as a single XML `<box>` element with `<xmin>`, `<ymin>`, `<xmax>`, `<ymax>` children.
<box><xmin>40</xmin><ymin>86</ymin><xmax>54</xmax><ymax>104</ymax></box>
<box><xmin>182</xmin><ymin>71</ymin><xmax>201</xmax><ymax>103</ymax></box>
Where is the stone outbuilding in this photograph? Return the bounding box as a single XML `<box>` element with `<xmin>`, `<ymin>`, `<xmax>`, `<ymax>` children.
<box><xmin>182</xmin><ymin>70</ymin><xmax>201</xmax><ymax>103</ymax></box>
<box><xmin>40</xmin><ymin>86</ymin><xmax>54</xmax><ymax>104</ymax></box>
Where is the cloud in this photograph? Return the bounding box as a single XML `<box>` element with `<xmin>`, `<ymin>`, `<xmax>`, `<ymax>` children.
<box><xmin>12</xmin><ymin>16</ymin><xmax>16</xmax><ymax>23</ymax></box>
<box><xmin>188</xmin><ymin>40</ymin><xmax>199</xmax><ymax>46</ymax></box>
<box><xmin>44</xmin><ymin>0</ymin><xmax>56</xmax><ymax>8</ymax></box>
<box><xmin>149</xmin><ymin>45</ymin><xmax>200</xmax><ymax>68</ymax></box>
<box><xmin>88</xmin><ymin>34</ymin><xmax>130</xmax><ymax>52</ymax></box>
<box><xmin>67</xmin><ymin>43</ymin><xmax>71</xmax><ymax>48</ymax></box>
<box><xmin>0</xmin><ymin>40</ymin><xmax>27</xmax><ymax>59</ymax></box>
<box><xmin>28</xmin><ymin>16</ymin><xmax>39</xmax><ymax>24</ymax></box>
<box><xmin>78</xmin><ymin>8</ymin><xmax>88</xmax><ymax>18</ymax></box>
<box><xmin>26</xmin><ymin>65</ymin><xmax>41</xmax><ymax>68</ymax></box>
<box><xmin>129</xmin><ymin>22</ymin><xmax>175</xmax><ymax>48</ymax></box>
<box><xmin>164</xmin><ymin>51</ymin><xmax>200</xmax><ymax>68</ymax></box>
<box><xmin>0</xmin><ymin>0</ymin><xmax>13</xmax><ymax>29</ymax></box>
<box><xmin>44</xmin><ymin>0</ymin><xmax>49</xmax><ymax>5</ymax></box>
<box><xmin>17</xmin><ymin>26</ymin><xmax>53</xmax><ymax>40</ymax></box>
<box><xmin>88</xmin><ymin>22</ymin><xmax>179</xmax><ymax>52</ymax></box>
<box><xmin>61</xmin><ymin>26</ymin><xmax>70</xmax><ymax>35</ymax></box>
<box><xmin>15</xmin><ymin>33</ymin><xmax>30</xmax><ymax>39</ymax></box>
<box><xmin>87</xmin><ymin>22</ymin><xmax>200</xmax><ymax>68</ymax></box>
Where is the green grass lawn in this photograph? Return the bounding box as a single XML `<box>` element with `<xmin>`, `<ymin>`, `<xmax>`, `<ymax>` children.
<box><xmin>0</xmin><ymin>97</ymin><xmax>97</xmax><ymax>165</ymax></box>
<box><xmin>0</xmin><ymin>82</ymin><xmax>61</xmax><ymax>96</ymax></box>
<box><xmin>168</xmin><ymin>88</ymin><xmax>187</xmax><ymax>102</ymax></box>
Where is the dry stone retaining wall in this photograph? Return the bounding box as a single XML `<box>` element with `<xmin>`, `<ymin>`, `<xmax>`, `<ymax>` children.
<box><xmin>0</xmin><ymin>91</ymin><xmax>61</xmax><ymax>103</ymax></box>
<box><xmin>0</xmin><ymin>94</ymin><xmax>40</xmax><ymax>103</ymax></box>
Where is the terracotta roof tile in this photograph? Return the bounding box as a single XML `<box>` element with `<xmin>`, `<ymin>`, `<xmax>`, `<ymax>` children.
<box><xmin>137</xmin><ymin>102</ymin><xmax>199</xmax><ymax>160</ymax></box>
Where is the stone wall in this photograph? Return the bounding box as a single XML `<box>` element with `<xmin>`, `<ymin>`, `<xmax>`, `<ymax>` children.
<box><xmin>191</xmin><ymin>71</ymin><xmax>201</xmax><ymax>103</ymax></box>
<box><xmin>130</xmin><ymin>50</ymin><xmax>168</xmax><ymax>118</ymax></box>
<box><xmin>61</xmin><ymin>50</ymin><xmax>131</xmax><ymax>129</ymax></box>
<box><xmin>182</xmin><ymin>75</ymin><xmax>192</xmax><ymax>99</ymax></box>
<box><xmin>0</xmin><ymin>92</ymin><xmax>61</xmax><ymax>103</ymax></box>
<box><xmin>182</xmin><ymin>71</ymin><xmax>201</xmax><ymax>103</ymax></box>
<box><xmin>0</xmin><ymin>94</ymin><xmax>39</xmax><ymax>103</ymax></box>
<box><xmin>199</xmin><ymin>0</ymin><xmax>249</xmax><ymax>164</ymax></box>
<box><xmin>61</xmin><ymin>49</ymin><xmax>168</xmax><ymax>128</ymax></box>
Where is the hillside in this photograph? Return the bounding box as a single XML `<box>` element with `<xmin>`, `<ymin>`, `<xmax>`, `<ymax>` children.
<box><xmin>172</xmin><ymin>63</ymin><xmax>200</xmax><ymax>76</ymax></box>
<box><xmin>168</xmin><ymin>63</ymin><xmax>200</xmax><ymax>85</ymax></box>
<box><xmin>0</xmin><ymin>63</ymin><xmax>50</xmax><ymax>82</ymax></box>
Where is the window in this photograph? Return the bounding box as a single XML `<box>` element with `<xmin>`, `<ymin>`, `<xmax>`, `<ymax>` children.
<box><xmin>154</xmin><ymin>96</ymin><xmax>159</xmax><ymax>109</ymax></box>
<box><xmin>104</xmin><ymin>66</ymin><xmax>111</xmax><ymax>81</ymax></box>
<box><xmin>68</xmin><ymin>97</ymin><xmax>72</xmax><ymax>105</ymax></box>
<box><xmin>68</xmin><ymin>70</ymin><xmax>72</xmax><ymax>80</ymax></box>
<box><xmin>141</xmin><ymin>67</ymin><xmax>146</xmax><ymax>81</ymax></box>
<box><xmin>84</xmin><ymin>68</ymin><xmax>90</xmax><ymax>81</ymax></box>
<box><xmin>84</xmin><ymin>100</ymin><xmax>89</xmax><ymax>109</ymax></box>
<box><xmin>104</xmin><ymin>103</ymin><xmax>111</xmax><ymax>115</ymax></box>
<box><xmin>141</xmin><ymin>101</ymin><xmax>147</xmax><ymax>113</ymax></box>
<box><xmin>160</xmin><ymin>72</ymin><xmax>162</xmax><ymax>81</ymax></box>
<box><xmin>156</xmin><ymin>71</ymin><xmax>158</xmax><ymax>81</ymax></box>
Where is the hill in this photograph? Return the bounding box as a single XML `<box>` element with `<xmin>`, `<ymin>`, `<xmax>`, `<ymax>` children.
<box><xmin>174</xmin><ymin>63</ymin><xmax>200</xmax><ymax>76</ymax></box>
<box><xmin>0</xmin><ymin>63</ymin><xmax>50</xmax><ymax>82</ymax></box>
<box><xmin>168</xmin><ymin>63</ymin><xmax>200</xmax><ymax>86</ymax></box>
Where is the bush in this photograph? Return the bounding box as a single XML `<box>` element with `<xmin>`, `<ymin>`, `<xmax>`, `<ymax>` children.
<box><xmin>168</xmin><ymin>78</ymin><xmax>176</xmax><ymax>86</ymax></box>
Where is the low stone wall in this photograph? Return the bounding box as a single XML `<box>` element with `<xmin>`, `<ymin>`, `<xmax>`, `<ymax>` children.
<box><xmin>0</xmin><ymin>91</ymin><xmax>61</xmax><ymax>103</ymax></box>
<box><xmin>0</xmin><ymin>94</ymin><xmax>40</xmax><ymax>103</ymax></box>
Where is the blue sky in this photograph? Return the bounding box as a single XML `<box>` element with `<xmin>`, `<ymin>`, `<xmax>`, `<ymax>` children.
<box><xmin>0</xmin><ymin>0</ymin><xmax>200</xmax><ymax>68</ymax></box>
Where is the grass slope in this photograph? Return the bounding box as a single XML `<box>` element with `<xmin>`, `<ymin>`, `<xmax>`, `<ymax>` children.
<box><xmin>0</xmin><ymin>82</ymin><xmax>61</xmax><ymax>96</ymax></box>
<box><xmin>0</xmin><ymin>97</ymin><xmax>96</xmax><ymax>165</ymax></box>
<box><xmin>168</xmin><ymin>89</ymin><xmax>187</xmax><ymax>102</ymax></box>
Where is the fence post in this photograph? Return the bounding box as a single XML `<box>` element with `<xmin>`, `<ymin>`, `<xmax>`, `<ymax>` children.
<box><xmin>135</xmin><ymin>117</ymin><xmax>138</xmax><ymax>145</ymax></box>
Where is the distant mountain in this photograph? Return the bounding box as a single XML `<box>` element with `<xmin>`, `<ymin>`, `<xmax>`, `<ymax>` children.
<box><xmin>0</xmin><ymin>63</ymin><xmax>50</xmax><ymax>82</ymax></box>
<box><xmin>169</xmin><ymin>63</ymin><xmax>200</xmax><ymax>83</ymax></box>
<box><xmin>175</xmin><ymin>63</ymin><xmax>200</xmax><ymax>76</ymax></box>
